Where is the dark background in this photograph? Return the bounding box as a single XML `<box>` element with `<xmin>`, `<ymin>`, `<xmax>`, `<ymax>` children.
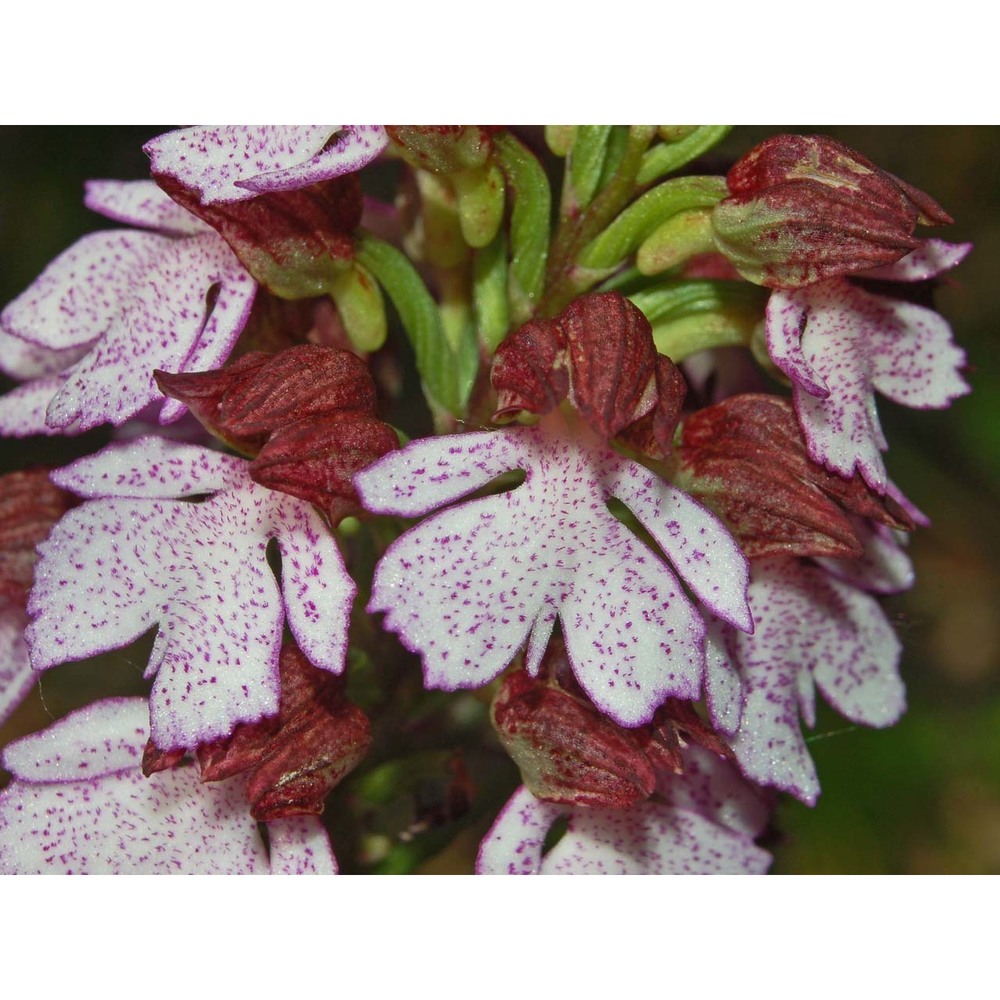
<box><xmin>1</xmin><ymin>126</ymin><xmax>997</xmax><ymax>873</ymax></box>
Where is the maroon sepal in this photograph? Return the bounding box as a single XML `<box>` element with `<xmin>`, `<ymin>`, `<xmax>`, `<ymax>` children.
<box><xmin>637</xmin><ymin>699</ymin><xmax>737</xmax><ymax>775</ymax></box>
<box><xmin>252</xmin><ymin>415</ymin><xmax>401</xmax><ymax>525</ymax></box>
<box><xmin>0</xmin><ymin>468</ymin><xmax>77</xmax><ymax>603</ymax></box>
<box><xmin>713</xmin><ymin>134</ymin><xmax>952</xmax><ymax>288</ymax></box>
<box><xmin>155</xmin><ymin>345</ymin><xmax>397</xmax><ymax>522</ymax></box>
<box><xmin>491</xmin><ymin>635</ymin><xmax>736</xmax><ymax>809</ymax></box>
<box><xmin>141</xmin><ymin>742</ymin><xmax>187</xmax><ymax>777</ymax></box>
<box><xmin>385</xmin><ymin>126</ymin><xmax>501</xmax><ymax>175</ymax></box>
<box><xmin>491</xmin><ymin>291</ymin><xmax>687</xmax><ymax>459</ymax></box>
<box><xmin>491</xmin><ymin>668</ymin><xmax>657</xmax><ymax>809</ymax></box>
<box><xmin>154</xmin><ymin>172</ymin><xmax>362</xmax><ymax>298</ymax></box>
<box><xmin>675</xmin><ymin>394</ymin><xmax>915</xmax><ymax>559</ymax></box>
<box><xmin>196</xmin><ymin>642</ymin><xmax>372</xmax><ymax>821</ymax></box>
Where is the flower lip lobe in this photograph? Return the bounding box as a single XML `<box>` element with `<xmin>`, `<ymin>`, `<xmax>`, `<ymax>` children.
<box><xmin>357</xmin><ymin>413</ymin><xmax>751</xmax><ymax>728</ymax></box>
<box><xmin>0</xmin><ymin>697</ymin><xmax>337</xmax><ymax>874</ymax></box>
<box><xmin>26</xmin><ymin>437</ymin><xmax>355</xmax><ymax>751</ymax></box>
<box><xmin>144</xmin><ymin>126</ymin><xmax>389</xmax><ymax>205</ymax></box>
<box><xmin>0</xmin><ymin>181</ymin><xmax>257</xmax><ymax>435</ymax></box>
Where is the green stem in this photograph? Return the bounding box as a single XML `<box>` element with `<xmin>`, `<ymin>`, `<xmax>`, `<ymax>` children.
<box><xmin>355</xmin><ymin>231</ymin><xmax>477</xmax><ymax>417</ymax></box>
<box><xmin>541</xmin><ymin>125</ymin><xmax>656</xmax><ymax>316</ymax></box>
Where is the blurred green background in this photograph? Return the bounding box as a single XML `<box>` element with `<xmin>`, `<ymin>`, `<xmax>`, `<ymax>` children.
<box><xmin>0</xmin><ymin>126</ymin><xmax>997</xmax><ymax>874</ymax></box>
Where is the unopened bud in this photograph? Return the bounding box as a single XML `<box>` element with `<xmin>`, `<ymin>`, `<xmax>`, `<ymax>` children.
<box><xmin>712</xmin><ymin>134</ymin><xmax>952</xmax><ymax>288</ymax></box>
<box><xmin>452</xmin><ymin>162</ymin><xmax>505</xmax><ymax>249</ymax></box>
<box><xmin>386</xmin><ymin>126</ymin><xmax>500</xmax><ymax>174</ymax></box>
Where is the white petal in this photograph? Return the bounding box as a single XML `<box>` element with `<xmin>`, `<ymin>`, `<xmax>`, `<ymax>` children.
<box><xmin>29</xmin><ymin>443</ymin><xmax>353</xmax><ymax>749</ymax></box>
<box><xmin>2</xmin><ymin>697</ymin><xmax>148</xmax><ymax>781</ymax></box>
<box><xmin>51</xmin><ymin>437</ymin><xmax>246</xmax><ymax>498</ymax></box>
<box><xmin>0</xmin><ymin>700</ymin><xmax>321</xmax><ymax>874</ymax></box>
<box><xmin>608</xmin><ymin>458</ymin><xmax>753</xmax><ymax>632</ymax></box>
<box><xmin>476</xmin><ymin>786</ymin><xmax>564</xmax><ymax>875</ymax></box>
<box><xmin>477</xmin><ymin>779</ymin><xmax>771</xmax><ymax>875</ymax></box>
<box><xmin>144</xmin><ymin>125</ymin><xmax>388</xmax><ymax>205</ymax></box>
<box><xmin>267</xmin><ymin>816</ymin><xmax>339</xmax><ymax>875</ymax></box>
<box><xmin>1</xmin><ymin>231</ymin><xmax>161</xmax><ymax>352</ymax></box>
<box><xmin>0</xmin><ymin>378</ymin><xmax>68</xmax><ymax>437</ymax></box>
<box><xmin>84</xmin><ymin>179</ymin><xmax>211</xmax><ymax>236</ymax></box>
<box><xmin>356</xmin><ymin>429</ymin><xmax>524</xmax><ymax>517</ymax></box>
<box><xmin>44</xmin><ymin>234</ymin><xmax>255</xmax><ymax>431</ymax></box>
<box><xmin>367</xmin><ymin>419</ymin><xmax>729</xmax><ymax>727</ymax></box>
<box><xmin>857</xmin><ymin>239</ymin><xmax>972</xmax><ymax>282</ymax></box>
<box><xmin>659</xmin><ymin>745</ymin><xmax>771</xmax><ymax>839</ymax></box>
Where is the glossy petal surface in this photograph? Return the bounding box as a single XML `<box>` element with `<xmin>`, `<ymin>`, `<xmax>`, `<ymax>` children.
<box><xmin>0</xmin><ymin>698</ymin><xmax>336</xmax><ymax>874</ymax></box>
<box><xmin>26</xmin><ymin>438</ymin><xmax>354</xmax><ymax>750</ymax></box>
<box><xmin>358</xmin><ymin>415</ymin><xmax>751</xmax><ymax>727</ymax></box>
<box><xmin>145</xmin><ymin>125</ymin><xmax>388</xmax><ymax>204</ymax></box>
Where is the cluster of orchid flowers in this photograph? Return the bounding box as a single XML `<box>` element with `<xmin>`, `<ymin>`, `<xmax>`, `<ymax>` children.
<box><xmin>0</xmin><ymin>126</ymin><xmax>969</xmax><ymax>874</ymax></box>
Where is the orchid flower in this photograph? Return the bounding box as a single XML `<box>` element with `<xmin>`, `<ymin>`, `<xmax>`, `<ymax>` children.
<box><xmin>704</xmin><ymin>528</ymin><xmax>913</xmax><ymax>804</ymax></box>
<box><xmin>477</xmin><ymin>745</ymin><xmax>771</xmax><ymax>874</ymax></box>
<box><xmin>25</xmin><ymin>436</ymin><xmax>354</xmax><ymax>751</ymax></box>
<box><xmin>0</xmin><ymin>698</ymin><xmax>336</xmax><ymax>874</ymax></box>
<box><xmin>765</xmin><ymin>240</ymin><xmax>971</xmax><ymax>492</ymax></box>
<box><xmin>356</xmin><ymin>411</ymin><xmax>752</xmax><ymax>729</ymax></box>
<box><xmin>144</xmin><ymin>126</ymin><xmax>388</xmax><ymax>205</ymax></box>
<box><xmin>0</xmin><ymin>181</ymin><xmax>256</xmax><ymax>435</ymax></box>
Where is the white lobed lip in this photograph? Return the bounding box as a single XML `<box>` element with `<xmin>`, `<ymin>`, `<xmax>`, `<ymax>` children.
<box><xmin>143</xmin><ymin>125</ymin><xmax>389</xmax><ymax>205</ymax></box>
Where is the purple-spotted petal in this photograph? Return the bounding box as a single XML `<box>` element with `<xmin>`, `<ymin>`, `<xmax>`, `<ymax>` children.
<box><xmin>477</xmin><ymin>747</ymin><xmax>771</xmax><ymax>875</ymax></box>
<box><xmin>703</xmin><ymin>619</ymin><xmax>743</xmax><ymax>735</ymax></box>
<box><xmin>362</xmin><ymin>415</ymin><xmax>749</xmax><ymax>727</ymax></box>
<box><xmin>659</xmin><ymin>745</ymin><xmax>771</xmax><ymax>839</ymax></box>
<box><xmin>27</xmin><ymin>438</ymin><xmax>354</xmax><ymax>750</ymax></box>
<box><xmin>44</xmin><ymin>234</ymin><xmax>255</xmax><ymax>432</ymax></box>
<box><xmin>84</xmin><ymin>179</ymin><xmax>210</xmax><ymax>237</ymax></box>
<box><xmin>725</xmin><ymin>558</ymin><xmax>905</xmax><ymax>805</ymax></box>
<box><xmin>1</xmin><ymin>194</ymin><xmax>257</xmax><ymax>435</ymax></box>
<box><xmin>476</xmin><ymin>786</ymin><xmax>564</xmax><ymax>874</ymax></box>
<box><xmin>0</xmin><ymin>602</ymin><xmax>34</xmax><ymax>726</ymax></box>
<box><xmin>816</xmin><ymin>520</ymin><xmax>915</xmax><ymax>595</ymax></box>
<box><xmin>0</xmin><ymin>378</ymin><xmax>67</xmax><ymax>437</ymax></box>
<box><xmin>609</xmin><ymin>462</ymin><xmax>753</xmax><ymax>632</ymax></box>
<box><xmin>0</xmin><ymin>327</ymin><xmax>88</xmax><ymax>381</ymax></box>
<box><xmin>51</xmin><ymin>436</ymin><xmax>247</xmax><ymax>498</ymax></box>
<box><xmin>267</xmin><ymin>816</ymin><xmax>339</xmax><ymax>875</ymax></box>
<box><xmin>2</xmin><ymin>231</ymin><xmax>162</xmax><ymax>352</ymax></box>
<box><xmin>766</xmin><ymin>279</ymin><xmax>969</xmax><ymax>491</ymax></box>
<box><xmin>355</xmin><ymin>429</ymin><xmax>523</xmax><ymax>516</ymax></box>
<box><xmin>857</xmin><ymin>239</ymin><xmax>972</xmax><ymax>282</ymax></box>
<box><xmin>144</xmin><ymin>126</ymin><xmax>388</xmax><ymax>205</ymax></box>
<box><xmin>0</xmin><ymin>698</ymin><xmax>336</xmax><ymax>874</ymax></box>
<box><xmin>3</xmin><ymin>696</ymin><xmax>147</xmax><ymax>781</ymax></box>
